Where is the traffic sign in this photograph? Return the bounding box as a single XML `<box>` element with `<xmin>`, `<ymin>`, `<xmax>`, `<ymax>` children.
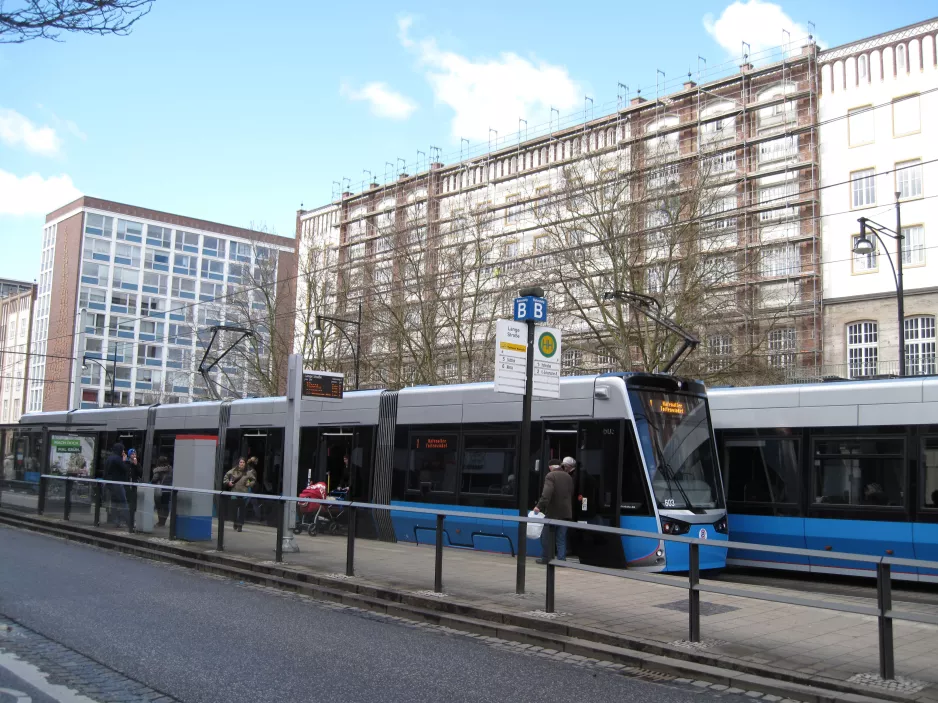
<box><xmin>513</xmin><ymin>296</ymin><xmax>548</xmax><ymax>323</ymax></box>
<box><xmin>494</xmin><ymin>319</ymin><xmax>562</xmax><ymax>399</ymax></box>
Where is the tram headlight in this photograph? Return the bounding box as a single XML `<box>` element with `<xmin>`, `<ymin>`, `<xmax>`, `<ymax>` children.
<box><xmin>714</xmin><ymin>517</ymin><xmax>728</xmax><ymax>534</ymax></box>
<box><xmin>661</xmin><ymin>518</ymin><xmax>690</xmax><ymax>535</ymax></box>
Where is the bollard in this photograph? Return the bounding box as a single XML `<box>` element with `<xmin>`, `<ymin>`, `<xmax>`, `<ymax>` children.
<box><xmin>93</xmin><ymin>481</ymin><xmax>102</xmax><ymax>527</ymax></box>
<box><xmin>216</xmin><ymin>494</ymin><xmax>226</xmax><ymax>551</ymax></box>
<box><xmin>877</xmin><ymin>562</ymin><xmax>895</xmax><ymax>680</ymax></box>
<box><xmin>689</xmin><ymin>543</ymin><xmax>701</xmax><ymax>643</ymax></box>
<box><xmin>64</xmin><ymin>479</ymin><xmax>73</xmax><ymax>521</ymax></box>
<box><xmin>169</xmin><ymin>489</ymin><xmax>178</xmax><ymax>541</ymax></box>
<box><xmin>346</xmin><ymin>505</ymin><xmax>357</xmax><ymax>577</ymax></box>
<box><xmin>545</xmin><ymin>524</ymin><xmax>556</xmax><ymax>614</ymax></box>
<box><xmin>275</xmin><ymin>499</ymin><xmax>284</xmax><ymax>563</ymax></box>
<box><xmin>434</xmin><ymin>514</ymin><xmax>444</xmax><ymax>593</ymax></box>
<box><xmin>37</xmin><ymin>475</ymin><xmax>46</xmax><ymax>515</ymax></box>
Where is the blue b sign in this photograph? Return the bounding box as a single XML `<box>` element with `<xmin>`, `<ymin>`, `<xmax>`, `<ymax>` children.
<box><xmin>513</xmin><ymin>296</ymin><xmax>548</xmax><ymax>323</ymax></box>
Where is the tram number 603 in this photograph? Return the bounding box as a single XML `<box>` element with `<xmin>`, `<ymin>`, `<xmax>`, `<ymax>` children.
<box><xmin>663</xmin><ymin>498</ymin><xmax>676</xmax><ymax>507</ymax></box>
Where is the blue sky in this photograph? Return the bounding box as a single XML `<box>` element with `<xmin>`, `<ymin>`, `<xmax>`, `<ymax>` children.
<box><xmin>0</xmin><ymin>0</ymin><xmax>934</xmax><ymax>280</ymax></box>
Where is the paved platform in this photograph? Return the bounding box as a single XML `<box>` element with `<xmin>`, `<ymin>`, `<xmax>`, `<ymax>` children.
<box><xmin>7</xmin><ymin>496</ymin><xmax>938</xmax><ymax>701</ymax></box>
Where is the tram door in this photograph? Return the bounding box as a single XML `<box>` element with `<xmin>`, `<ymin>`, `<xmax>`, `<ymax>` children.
<box><xmin>316</xmin><ymin>431</ymin><xmax>356</xmax><ymax>495</ymax></box>
<box><xmin>541</xmin><ymin>424</ymin><xmax>581</xmax><ymax>553</ymax></box>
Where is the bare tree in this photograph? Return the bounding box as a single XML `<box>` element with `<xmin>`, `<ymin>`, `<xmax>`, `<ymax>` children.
<box><xmin>1</xmin><ymin>0</ymin><xmax>154</xmax><ymax>43</ymax></box>
<box><xmin>533</xmin><ymin>144</ymin><xmax>795</xmax><ymax>385</ymax></box>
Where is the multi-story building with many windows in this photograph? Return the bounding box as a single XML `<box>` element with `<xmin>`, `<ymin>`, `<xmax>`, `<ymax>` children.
<box><xmin>0</xmin><ymin>283</ymin><xmax>36</xmax><ymax>423</ymax></box>
<box><xmin>818</xmin><ymin>18</ymin><xmax>938</xmax><ymax>379</ymax></box>
<box><xmin>297</xmin><ymin>41</ymin><xmax>822</xmax><ymax>387</ymax></box>
<box><xmin>30</xmin><ymin>197</ymin><xmax>297</xmax><ymax>412</ymax></box>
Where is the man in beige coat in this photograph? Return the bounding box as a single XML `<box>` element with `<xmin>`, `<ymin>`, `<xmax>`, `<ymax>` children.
<box><xmin>533</xmin><ymin>459</ymin><xmax>574</xmax><ymax>563</ymax></box>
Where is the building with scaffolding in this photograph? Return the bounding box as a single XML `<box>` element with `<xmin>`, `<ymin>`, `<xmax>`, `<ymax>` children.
<box><xmin>296</xmin><ymin>37</ymin><xmax>824</xmax><ymax>388</ymax></box>
<box><xmin>817</xmin><ymin>18</ymin><xmax>938</xmax><ymax>381</ymax></box>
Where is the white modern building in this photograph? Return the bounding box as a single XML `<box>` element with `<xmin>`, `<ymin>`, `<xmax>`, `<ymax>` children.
<box><xmin>819</xmin><ymin>18</ymin><xmax>938</xmax><ymax>378</ymax></box>
<box><xmin>31</xmin><ymin>197</ymin><xmax>297</xmax><ymax>412</ymax></box>
<box><xmin>0</xmin><ymin>283</ymin><xmax>36</xmax><ymax>423</ymax></box>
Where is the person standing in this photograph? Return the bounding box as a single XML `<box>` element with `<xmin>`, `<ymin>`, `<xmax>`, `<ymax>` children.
<box><xmin>533</xmin><ymin>460</ymin><xmax>574</xmax><ymax>563</ymax></box>
<box><xmin>223</xmin><ymin>457</ymin><xmax>257</xmax><ymax>532</ymax></box>
<box><xmin>152</xmin><ymin>455</ymin><xmax>173</xmax><ymax>527</ymax></box>
<box><xmin>102</xmin><ymin>442</ymin><xmax>130</xmax><ymax>527</ymax></box>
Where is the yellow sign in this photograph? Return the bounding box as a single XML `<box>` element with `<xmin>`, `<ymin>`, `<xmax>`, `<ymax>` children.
<box><xmin>659</xmin><ymin>400</ymin><xmax>686</xmax><ymax>415</ymax></box>
<box><xmin>500</xmin><ymin>341</ymin><xmax>526</xmax><ymax>352</ymax></box>
<box><xmin>538</xmin><ymin>331</ymin><xmax>558</xmax><ymax>358</ymax></box>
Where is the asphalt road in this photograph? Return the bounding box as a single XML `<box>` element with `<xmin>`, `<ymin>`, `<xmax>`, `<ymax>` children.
<box><xmin>0</xmin><ymin>526</ymin><xmax>733</xmax><ymax>703</ymax></box>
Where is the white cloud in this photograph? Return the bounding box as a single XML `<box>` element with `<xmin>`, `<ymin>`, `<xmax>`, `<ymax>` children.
<box><xmin>397</xmin><ymin>17</ymin><xmax>582</xmax><ymax>142</ymax></box>
<box><xmin>340</xmin><ymin>81</ymin><xmax>418</xmax><ymax>120</ymax></box>
<box><xmin>0</xmin><ymin>169</ymin><xmax>81</xmax><ymax>216</ymax></box>
<box><xmin>704</xmin><ymin>0</ymin><xmax>821</xmax><ymax>59</ymax></box>
<box><xmin>0</xmin><ymin>108</ymin><xmax>61</xmax><ymax>156</ymax></box>
<box><xmin>36</xmin><ymin>104</ymin><xmax>87</xmax><ymax>141</ymax></box>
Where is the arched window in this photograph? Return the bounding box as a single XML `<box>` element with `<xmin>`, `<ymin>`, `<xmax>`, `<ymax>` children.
<box><xmin>847</xmin><ymin>321</ymin><xmax>878</xmax><ymax>378</ymax></box>
<box><xmin>905</xmin><ymin>316</ymin><xmax>936</xmax><ymax>375</ymax></box>
<box><xmin>896</xmin><ymin>44</ymin><xmax>907</xmax><ymax>73</ymax></box>
<box><xmin>858</xmin><ymin>55</ymin><xmax>868</xmax><ymax>81</ymax></box>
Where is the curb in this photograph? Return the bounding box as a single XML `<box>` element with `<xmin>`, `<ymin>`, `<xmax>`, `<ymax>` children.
<box><xmin>0</xmin><ymin>509</ymin><xmax>923</xmax><ymax>703</ymax></box>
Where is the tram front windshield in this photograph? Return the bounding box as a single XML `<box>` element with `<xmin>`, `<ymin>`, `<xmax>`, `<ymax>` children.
<box><xmin>629</xmin><ymin>390</ymin><xmax>723</xmax><ymax>511</ymax></box>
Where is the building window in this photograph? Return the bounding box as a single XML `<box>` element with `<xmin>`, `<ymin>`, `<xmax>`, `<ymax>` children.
<box><xmin>893</xmin><ymin>95</ymin><xmax>920</xmax><ymax>137</ymax></box>
<box><xmin>847</xmin><ymin>321</ymin><xmax>878</xmax><ymax>377</ymax></box>
<box><xmin>112</xmin><ymin>267</ymin><xmax>139</xmax><ymax>290</ymax></box>
<box><xmin>905</xmin><ymin>316</ymin><xmax>936</xmax><ymax>376</ymax></box>
<box><xmin>175</xmin><ymin>231</ymin><xmax>199</xmax><ymax>252</ymax></box>
<box><xmin>116</xmin><ymin>219</ymin><xmax>143</xmax><ymax>243</ymax></box>
<box><xmin>761</xmin><ymin>244</ymin><xmax>800</xmax><ymax>278</ymax></box>
<box><xmin>85</xmin><ymin>213</ymin><xmax>114</xmax><ymax>238</ymax></box>
<box><xmin>758</xmin><ymin>182</ymin><xmax>797</xmax><ymax>221</ymax></box>
<box><xmin>229</xmin><ymin>241</ymin><xmax>251</xmax><ymax>262</ymax></box>
<box><xmin>858</xmin><ymin>55</ymin><xmax>868</xmax><ymax>81</ymax></box>
<box><xmin>707</xmin><ymin>335</ymin><xmax>733</xmax><ymax>371</ymax></box>
<box><xmin>203</xmin><ymin>236</ymin><xmax>225</xmax><ymax>258</ymax></box>
<box><xmin>140</xmin><ymin>296</ymin><xmax>164</xmax><ymax>317</ymax></box>
<box><xmin>852</xmin><ymin>234</ymin><xmax>878</xmax><ymax>272</ymax></box>
<box><xmin>504</xmin><ymin>194</ymin><xmax>521</xmax><ymax>224</ymax></box>
<box><xmin>171</xmin><ymin>277</ymin><xmax>196</xmax><ymax>299</ymax></box>
<box><xmin>142</xmin><ymin>272</ymin><xmax>168</xmax><ymax>295</ymax></box>
<box><xmin>561</xmin><ymin>348</ymin><xmax>582</xmax><ymax>374</ymax></box>
<box><xmin>848</xmin><ymin>107</ymin><xmax>874</xmax><ymax>147</ymax></box>
<box><xmin>896</xmin><ymin>44</ymin><xmax>907</xmax><ymax>73</ymax></box>
<box><xmin>851</xmin><ymin>169</ymin><xmax>876</xmax><ymax>208</ymax></box>
<box><xmin>146</xmin><ymin>225</ymin><xmax>172</xmax><ymax>248</ymax></box>
<box><xmin>114</xmin><ymin>243</ymin><xmax>140</xmax><ymax>268</ymax></box>
<box><xmin>144</xmin><ymin>249</ymin><xmax>170</xmax><ymax>272</ymax></box>
<box><xmin>901</xmin><ymin>225</ymin><xmax>924</xmax><ymax>265</ymax></box>
<box><xmin>83</xmin><ymin>238</ymin><xmax>111</xmax><ymax>262</ymax></box>
<box><xmin>201</xmin><ymin>258</ymin><xmax>225</xmax><ymax>280</ymax></box>
<box><xmin>896</xmin><ymin>160</ymin><xmax>922</xmax><ymax>200</ymax></box>
<box><xmin>768</xmin><ymin>328</ymin><xmax>797</xmax><ymax>368</ymax></box>
<box><xmin>109</xmin><ymin>291</ymin><xmax>136</xmax><ymax>313</ymax></box>
<box><xmin>173</xmin><ymin>253</ymin><xmax>197</xmax><ymax>276</ymax></box>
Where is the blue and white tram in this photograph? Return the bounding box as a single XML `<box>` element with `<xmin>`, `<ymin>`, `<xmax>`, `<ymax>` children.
<box><xmin>710</xmin><ymin>377</ymin><xmax>938</xmax><ymax>581</ymax></box>
<box><xmin>6</xmin><ymin>372</ymin><xmax>728</xmax><ymax>572</ymax></box>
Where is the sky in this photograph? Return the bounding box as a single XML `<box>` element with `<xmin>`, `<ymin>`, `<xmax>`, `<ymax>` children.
<box><xmin>1</xmin><ymin>0</ymin><xmax>935</xmax><ymax>281</ymax></box>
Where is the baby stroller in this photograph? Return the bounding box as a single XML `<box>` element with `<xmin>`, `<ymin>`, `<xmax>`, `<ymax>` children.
<box><xmin>294</xmin><ymin>481</ymin><xmax>348</xmax><ymax>536</ymax></box>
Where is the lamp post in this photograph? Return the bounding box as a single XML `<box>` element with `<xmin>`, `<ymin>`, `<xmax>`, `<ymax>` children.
<box><xmin>82</xmin><ymin>354</ymin><xmax>116</xmax><ymax>407</ymax></box>
<box><xmin>312</xmin><ymin>301</ymin><xmax>363</xmax><ymax>390</ymax></box>
<box><xmin>852</xmin><ymin>193</ymin><xmax>904</xmax><ymax>377</ymax></box>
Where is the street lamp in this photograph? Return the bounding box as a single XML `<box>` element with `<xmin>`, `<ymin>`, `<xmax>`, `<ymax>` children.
<box><xmin>313</xmin><ymin>301</ymin><xmax>363</xmax><ymax>390</ymax></box>
<box><xmin>82</xmin><ymin>354</ymin><xmax>116</xmax><ymax>408</ymax></box>
<box><xmin>852</xmin><ymin>192</ymin><xmax>905</xmax><ymax>377</ymax></box>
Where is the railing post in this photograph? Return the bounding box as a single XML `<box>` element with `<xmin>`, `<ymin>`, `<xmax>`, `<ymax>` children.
<box><xmin>346</xmin><ymin>505</ymin><xmax>357</xmax><ymax>577</ymax></box>
<box><xmin>37</xmin><ymin>475</ymin><xmax>46</xmax><ymax>515</ymax></box>
<box><xmin>63</xmin><ymin>478</ymin><xmax>73</xmax><ymax>521</ymax></box>
<box><xmin>93</xmin><ymin>481</ymin><xmax>102</xmax><ymax>527</ymax></box>
<box><xmin>545</xmin><ymin>524</ymin><xmax>556</xmax><ymax>614</ymax></box>
<box><xmin>434</xmin><ymin>514</ymin><xmax>444</xmax><ymax>593</ymax></box>
<box><xmin>689</xmin><ymin>542</ymin><xmax>701</xmax><ymax>643</ymax></box>
<box><xmin>128</xmin><ymin>484</ymin><xmax>137</xmax><ymax>533</ymax></box>
<box><xmin>216</xmin><ymin>493</ymin><xmax>225</xmax><ymax>552</ymax></box>
<box><xmin>275</xmin><ymin>499</ymin><xmax>285</xmax><ymax>563</ymax></box>
<box><xmin>169</xmin><ymin>489</ymin><xmax>178</xmax><ymax>541</ymax></box>
<box><xmin>877</xmin><ymin>562</ymin><xmax>895</xmax><ymax>680</ymax></box>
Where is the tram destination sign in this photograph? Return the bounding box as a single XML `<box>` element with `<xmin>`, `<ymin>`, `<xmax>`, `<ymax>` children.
<box><xmin>301</xmin><ymin>370</ymin><xmax>344</xmax><ymax>401</ymax></box>
<box><xmin>494</xmin><ymin>319</ymin><xmax>562</xmax><ymax>399</ymax></box>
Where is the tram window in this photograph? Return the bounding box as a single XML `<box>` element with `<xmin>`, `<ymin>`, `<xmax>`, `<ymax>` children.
<box><xmin>724</xmin><ymin>438</ymin><xmax>799</xmax><ymax>505</ymax></box>
<box><xmin>409</xmin><ymin>433</ymin><xmax>458</xmax><ymax>494</ymax></box>
<box><xmin>461</xmin><ymin>434</ymin><xmax>516</xmax><ymax>495</ymax></box>
<box><xmin>812</xmin><ymin>437</ymin><xmax>905</xmax><ymax>508</ymax></box>
<box><xmin>923</xmin><ymin>438</ymin><xmax>938</xmax><ymax>509</ymax></box>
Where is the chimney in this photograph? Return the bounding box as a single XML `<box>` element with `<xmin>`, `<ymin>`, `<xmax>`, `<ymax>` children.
<box><xmin>369</xmin><ymin>182</ymin><xmax>379</xmax><ymax>189</ymax></box>
<box><xmin>399</xmin><ymin>173</ymin><xmax>409</xmax><ymax>180</ymax></box>
<box><xmin>683</xmin><ymin>80</ymin><xmax>697</xmax><ymax>90</ymax></box>
<box><xmin>342</xmin><ymin>191</ymin><xmax>352</xmax><ymax>198</ymax></box>
<box><xmin>630</xmin><ymin>96</ymin><xmax>646</xmax><ymax>105</ymax></box>
<box><xmin>740</xmin><ymin>62</ymin><xmax>754</xmax><ymax>72</ymax></box>
<box><xmin>430</xmin><ymin>162</ymin><xmax>443</xmax><ymax>169</ymax></box>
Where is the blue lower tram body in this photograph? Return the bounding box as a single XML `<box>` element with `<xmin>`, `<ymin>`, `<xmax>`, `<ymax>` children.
<box><xmin>389</xmin><ymin>502</ymin><xmax>728</xmax><ymax>572</ymax></box>
<box><xmin>727</xmin><ymin>514</ymin><xmax>938</xmax><ymax>581</ymax></box>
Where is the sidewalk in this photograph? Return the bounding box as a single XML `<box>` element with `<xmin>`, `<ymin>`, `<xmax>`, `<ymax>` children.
<box><xmin>9</xmin><ymin>499</ymin><xmax>938</xmax><ymax>701</ymax></box>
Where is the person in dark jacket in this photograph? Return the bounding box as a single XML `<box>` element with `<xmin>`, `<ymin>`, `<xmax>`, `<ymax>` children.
<box><xmin>103</xmin><ymin>443</ymin><xmax>130</xmax><ymax>527</ymax></box>
<box><xmin>152</xmin><ymin>456</ymin><xmax>173</xmax><ymax>527</ymax></box>
<box><xmin>533</xmin><ymin>460</ymin><xmax>574</xmax><ymax>563</ymax></box>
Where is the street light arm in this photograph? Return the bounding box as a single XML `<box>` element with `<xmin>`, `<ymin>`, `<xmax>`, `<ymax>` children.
<box><xmin>859</xmin><ymin>217</ymin><xmax>900</xmax><ymax>239</ymax></box>
<box><xmin>602</xmin><ymin>291</ymin><xmax>700</xmax><ymax>373</ymax></box>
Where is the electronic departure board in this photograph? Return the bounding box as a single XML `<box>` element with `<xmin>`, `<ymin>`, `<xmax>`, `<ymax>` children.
<box><xmin>302</xmin><ymin>370</ymin><xmax>344</xmax><ymax>400</ymax></box>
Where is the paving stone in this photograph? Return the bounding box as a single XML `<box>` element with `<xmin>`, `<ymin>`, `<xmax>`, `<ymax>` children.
<box><xmin>692</xmin><ymin>680</ymin><xmax>713</xmax><ymax>688</ymax></box>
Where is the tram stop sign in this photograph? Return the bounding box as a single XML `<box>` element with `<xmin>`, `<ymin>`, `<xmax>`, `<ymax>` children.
<box><xmin>513</xmin><ymin>296</ymin><xmax>548</xmax><ymax>323</ymax></box>
<box><xmin>494</xmin><ymin>319</ymin><xmax>561</xmax><ymax>398</ymax></box>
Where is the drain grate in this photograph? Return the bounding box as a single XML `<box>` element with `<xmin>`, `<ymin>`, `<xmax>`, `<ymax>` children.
<box><xmin>654</xmin><ymin>599</ymin><xmax>739</xmax><ymax>616</ymax></box>
<box><xmin>848</xmin><ymin>673</ymin><xmax>928</xmax><ymax>695</ymax></box>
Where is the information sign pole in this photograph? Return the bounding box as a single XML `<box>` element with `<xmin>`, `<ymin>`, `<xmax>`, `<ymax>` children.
<box><xmin>514</xmin><ymin>286</ymin><xmax>545</xmax><ymax>595</ymax></box>
<box><xmin>281</xmin><ymin>353</ymin><xmax>303</xmax><ymax>553</ymax></box>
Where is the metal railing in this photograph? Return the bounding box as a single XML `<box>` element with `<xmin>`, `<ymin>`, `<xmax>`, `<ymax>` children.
<box><xmin>26</xmin><ymin>474</ymin><xmax>938</xmax><ymax>681</ymax></box>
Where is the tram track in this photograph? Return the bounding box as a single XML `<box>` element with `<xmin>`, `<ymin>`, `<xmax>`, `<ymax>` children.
<box><xmin>715</xmin><ymin>566</ymin><xmax>938</xmax><ymax>607</ymax></box>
